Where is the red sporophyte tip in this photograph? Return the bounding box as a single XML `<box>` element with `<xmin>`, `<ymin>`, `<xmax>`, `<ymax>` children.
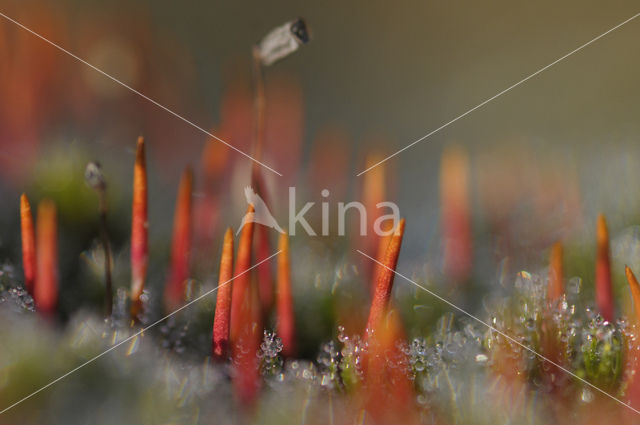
<box><xmin>364</xmin><ymin>309</ymin><xmax>415</xmax><ymax>423</ymax></box>
<box><xmin>440</xmin><ymin>146</ymin><xmax>472</xmax><ymax>282</ymax></box>
<box><xmin>35</xmin><ymin>199</ymin><xmax>58</xmax><ymax>316</ymax></box>
<box><xmin>371</xmin><ymin>221</ymin><xmax>393</xmax><ymax>297</ymax></box>
<box><xmin>232</xmin><ymin>279</ymin><xmax>262</xmax><ymax>407</ymax></box>
<box><xmin>164</xmin><ymin>167</ymin><xmax>194</xmax><ymax>311</ymax></box>
<box><xmin>230</xmin><ymin>204</ymin><xmax>256</xmax><ymax>343</ymax></box>
<box><xmin>131</xmin><ymin>136</ymin><xmax>148</xmax><ymax>318</ymax></box>
<box><xmin>548</xmin><ymin>241</ymin><xmax>564</xmax><ymax>303</ymax></box>
<box><xmin>624</xmin><ymin>266</ymin><xmax>640</xmax><ymax>410</ymax></box>
<box><xmin>366</xmin><ymin>218</ymin><xmax>406</xmax><ymax>336</ymax></box>
<box><xmin>212</xmin><ymin>228</ymin><xmax>234</xmax><ymax>361</ymax></box>
<box><xmin>276</xmin><ymin>231</ymin><xmax>296</xmax><ymax>357</ymax></box>
<box><xmin>596</xmin><ymin>214</ymin><xmax>614</xmax><ymax>321</ymax></box>
<box><xmin>20</xmin><ymin>193</ymin><xmax>36</xmax><ymax>295</ymax></box>
<box><xmin>625</xmin><ymin>266</ymin><xmax>640</xmax><ymax>325</ymax></box>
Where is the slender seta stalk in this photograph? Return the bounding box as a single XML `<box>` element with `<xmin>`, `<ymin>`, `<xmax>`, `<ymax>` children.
<box><xmin>85</xmin><ymin>161</ymin><xmax>113</xmax><ymax>317</ymax></box>
<box><xmin>596</xmin><ymin>214</ymin><xmax>614</xmax><ymax>321</ymax></box>
<box><xmin>164</xmin><ymin>167</ymin><xmax>194</xmax><ymax>311</ymax></box>
<box><xmin>232</xmin><ymin>280</ymin><xmax>262</xmax><ymax>407</ymax></box>
<box><xmin>625</xmin><ymin>266</ymin><xmax>640</xmax><ymax>325</ymax></box>
<box><xmin>548</xmin><ymin>241</ymin><xmax>564</xmax><ymax>303</ymax></box>
<box><xmin>131</xmin><ymin>136</ymin><xmax>148</xmax><ymax>319</ymax></box>
<box><xmin>365</xmin><ymin>218</ymin><xmax>406</xmax><ymax>335</ymax></box>
<box><xmin>20</xmin><ymin>193</ymin><xmax>36</xmax><ymax>295</ymax></box>
<box><xmin>35</xmin><ymin>199</ymin><xmax>58</xmax><ymax>316</ymax></box>
<box><xmin>276</xmin><ymin>231</ymin><xmax>296</xmax><ymax>357</ymax></box>
<box><xmin>230</xmin><ymin>205</ymin><xmax>255</xmax><ymax>343</ymax></box>
<box><xmin>440</xmin><ymin>146</ymin><xmax>472</xmax><ymax>282</ymax></box>
<box><xmin>212</xmin><ymin>228</ymin><xmax>234</xmax><ymax>361</ymax></box>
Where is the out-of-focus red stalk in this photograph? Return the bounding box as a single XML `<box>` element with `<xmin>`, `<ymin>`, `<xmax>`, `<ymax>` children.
<box><xmin>131</xmin><ymin>136</ymin><xmax>148</xmax><ymax>318</ymax></box>
<box><xmin>256</xmin><ymin>223</ymin><xmax>274</xmax><ymax>313</ymax></box>
<box><xmin>625</xmin><ymin>266</ymin><xmax>640</xmax><ymax>326</ymax></box>
<box><xmin>363</xmin><ymin>309</ymin><xmax>416</xmax><ymax>423</ymax></box>
<box><xmin>164</xmin><ymin>167</ymin><xmax>194</xmax><ymax>311</ymax></box>
<box><xmin>212</xmin><ymin>228</ymin><xmax>234</xmax><ymax>361</ymax></box>
<box><xmin>35</xmin><ymin>199</ymin><xmax>58</xmax><ymax>315</ymax></box>
<box><xmin>440</xmin><ymin>146</ymin><xmax>472</xmax><ymax>281</ymax></box>
<box><xmin>362</xmin><ymin>153</ymin><xmax>386</xmax><ymax>284</ymax></box>
<box><xmin>623</xmin><ymin>266</ymin><xmax>640</xmax><ymax>409</ymax></box>
<box><xmin>595</xmin><ymin>214</ymin><xmax>614</xmax><ymax>321</ymax></box>
<box><xmin>276</xmin><ymin>232</ymin><xmax>296</xmax><ymax>357</ymax></box>
<box><xmin>542</xmin><ymin>243</ymin><xmax>568</xmax><ymax>392</ymax></box>
<box><xmin>194</xmin><ymin>129</ymin><xmax>230</xmax><ymax>254</ymax></box>
<box><xmin>250</xmin><ymin>166</ymin><xmax>274</xmax><ymax>314</ymax></box>
<box><xmin>366</xmin><ymin>219</ymin><xmax>406</xmax><ymax>335</ymax></box>
<box><xmin>548</xmin><ymin>241</ymin><xmax>564</xmax><ymax>303</ymax></box>
<box><xmin>20</xmin><ymin>193</ymin><xmax>36</xmax><ymax>295</ymax></box>
<box><xmin>232</xmin><ymin>280</ymin><xmax>262</xmax><ymax>407</ymax></box>
<box><xmin>230</xmin><ymin>204</ymin><xmax>256</xmax><ymax>343</ymax></box>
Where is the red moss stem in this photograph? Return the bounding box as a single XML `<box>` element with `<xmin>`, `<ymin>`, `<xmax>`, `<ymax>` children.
<box><xmin>164</xmin><ymin>167</ymin><xmax>194</xmax><ymax>311</ymax></box>
<box><xmin>20</xmin><ymin>193</ymin><xmax>36</xmax><ymax>295</ymax></box>
<box><xmin>595</xmin><ymin>214</ymin><xmax>614</xmax><ymax>321</ymax></box>
<box><xmin>276</xmin><ymin>232</ymin><xmax>296</xmax><ymax>357</ymax></box>
<box><xmin>131</xmin><ymin>136</ymin><xmax>148</xmax><ymax>318</ymax></box>
<box><xmin>440</xmin><ymin>146</ymin><xmax>472</xmax><ymax>281</ymax></box>
<box><xmin>35</xmin><ymin>199</ymin><xmax>58</xmax><ymax>315</ymax></box>
<box><xmin>364</xmin><ymin>309</ymin><xmax>416</xmax><ymax>423</ymax></box>
<box><xmin>365</xmin><ymin>218</ymin><xmax>406</xmax><ymax>335</ymax></box>
<box><xmin>548</xmin><ymin>241</ymin><xmax>564</xmax><ymax>303</ymax></box>
<box><xmin>232</xmin><ymin>280</ymin><xmax>262</xmax><ymax>406</ymax></box>
<box><xmin>230</xmin><ymin>205</ymin><xmax>256</xmax><ymax>343</ymax></box>
<box><xmin>625</xmin><ymin>266</ymin><xmax>640</xmax><ymax>325</ymax></box>
<box><xmin>623</xmin><ymin>266</ymin><xmax>640</xmax><ymax>409</ymax></box>
<box><xmin>212</xmin><ymin>228</ymin><xmax>234</xmax><ymax>361</ymax></box>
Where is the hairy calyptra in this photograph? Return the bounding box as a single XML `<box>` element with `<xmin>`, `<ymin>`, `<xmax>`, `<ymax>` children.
<box><xmin>212</xmin><ymin>228</ymin><xmax>234</xmax><ymax>361</ymax></box>
<box><xmin>131</xmin><ymin>136</ymin><xmax>148</xmax><ymax>318</ymax></box>
<box><xmin>20</xmin><ymin>193</ymin><xmax>36</xmax><ymax>295</ymax></box>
